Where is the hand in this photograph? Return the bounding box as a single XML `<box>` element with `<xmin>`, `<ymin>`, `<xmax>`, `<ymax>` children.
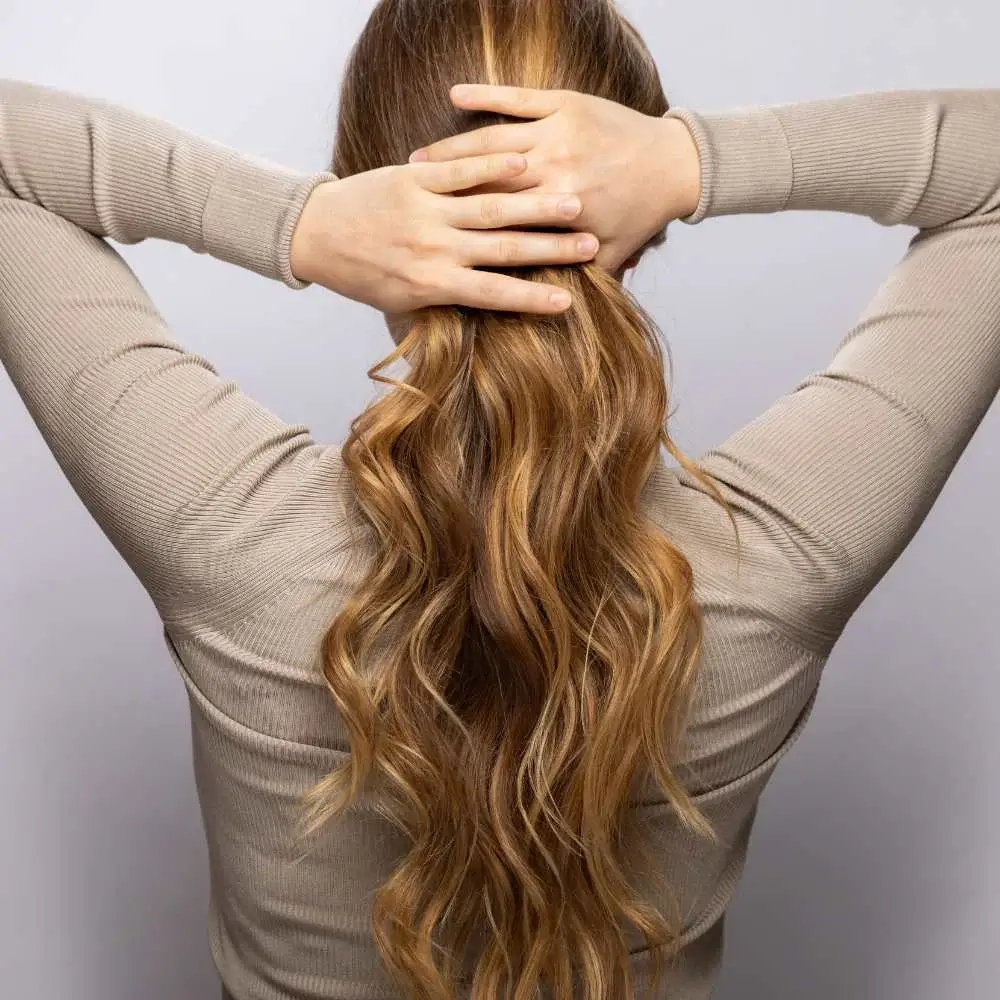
<box><xmin>289</xmin><ymin>153</ymin><xmax>600</xmax><ymax>314</ymax></box>
<box><xmin>410</xmin><ymin>85</ymin><xmax>702</xmax><ymax>272</ymax></box>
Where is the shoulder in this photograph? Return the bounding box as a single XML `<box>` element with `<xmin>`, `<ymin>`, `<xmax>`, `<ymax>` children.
<box><xmin>166</xmin><ymin>445</ymin><xmax>367</xmax><ymax>636</ymax></box>
<box><xmin>642</xmin><ymin>458</ymin><xmax>852</xmax><ymax>657</ymax></box>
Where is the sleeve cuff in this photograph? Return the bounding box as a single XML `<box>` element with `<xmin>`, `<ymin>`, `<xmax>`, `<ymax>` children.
<box><xmin>201</xmin><ymin>152</ymin><xmax>337</xmax><ymax>290</ymax></box>
<box><xmin>665</xmin><ymin>106</ymin><xmax>793</xmax><ymax>224</ymax></box>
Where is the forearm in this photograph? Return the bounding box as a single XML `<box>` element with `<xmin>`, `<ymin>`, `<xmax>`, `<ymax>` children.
<box><xmin>668</xmin><ymin>90</ymin><xmax>1000</xmax><ymax>231</ymax></box>
<box><xmin>664</xmin><ymin>89</ymin><xmax>1000</xmax><ymax>652</ymax></box>
<box><xmin>0</xmin><ymin>78</ymin><xmax>333</xmax><ymax>288</ymax></box>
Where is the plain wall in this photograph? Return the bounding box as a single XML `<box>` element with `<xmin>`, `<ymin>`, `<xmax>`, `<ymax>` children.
<box><xmin>0</xmin><ymin>1</ymin><xmax>996</xmax><ymax>997</ymax></box>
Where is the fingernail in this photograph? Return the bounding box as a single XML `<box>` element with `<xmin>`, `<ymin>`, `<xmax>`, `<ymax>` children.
<box><xmin>409</xmin><ymin>149</ymin><xmax>428</xmax><ymax>163</ymax></box>
<box><xmin>452</xmin><ymin>85</ymin><xmax>472</xmax><ymax>101</ymax></box>
<box><xmin>550</xmin><ymin>291</ymin><xmax>572</xmax><ymax>309</ymax></box>
<box><xmin>577</xmin><ymin>235</ymin><xmax>598</xmax><ymax>255</ymax></box>
<box><xmin>559</xmin><ymin>196</ymin><xmax>582</xmax><ymax>218</ymax></box>
<box><xmin>506</xmin><ymin>154</ymin><xmax>526</xmax><ymax>170</ymax></box>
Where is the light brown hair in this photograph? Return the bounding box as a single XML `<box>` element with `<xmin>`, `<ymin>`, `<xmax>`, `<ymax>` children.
<box><xmin>297</xmin><ymin>2</ymin><xmax>733</xmax><ymax>997</ymax></box>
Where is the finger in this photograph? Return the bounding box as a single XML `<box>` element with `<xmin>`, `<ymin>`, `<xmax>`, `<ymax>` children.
<box><xmin>443</xmin><ymin>268</ymin><xmax>574</xmax><ymax>314</ymax></box>
<box><xmin>418</xmin><ymin>153</ymin><xmax>529</xmax><ymax>194</ymax></box>
<box><xmin>459</xmin><ymin>231</ymin><xmax>599</xmax><ymax>269</ymax></box>
<box><xmin>450</xmin><ymin>84</ymin><xmax>568</xmax><ymax>119</ymax></box>
<box><xmin>409</xmin><ymin>121</ymin><xmax>535</xmax><ymax>163</ymax></box>
<box><xmin>447</xmin><ymin>191</ymin><xmax>583</xmax><ymax>230</ymax></box>
<box><xmin>458</xmin><ymin>172</ymin><xmax>541</xmax><ymax>196</ymax></box>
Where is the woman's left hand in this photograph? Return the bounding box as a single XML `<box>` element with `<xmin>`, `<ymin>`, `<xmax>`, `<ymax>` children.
<box><xmin>289</xmin><ymin>153</ymin><xmax>598</xmax><ymax>314</ymax></box>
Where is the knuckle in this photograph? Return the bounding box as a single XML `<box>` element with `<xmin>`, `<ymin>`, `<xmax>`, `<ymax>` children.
<box><xmin>413</xmin><ymin>230</ymin><xmax>450</xmax><ymax>260</ymax></box>
<box><xmin>426</xmin><ymin>228</ymin><xmax>452</xmax><ymax>253</ymax></box>
<box><xmin>479</xmin><ymin>126</ymin><xmax>495</xmax><ymax>151</ymax></box>
<box><xmin>397</xmin><ymin>226</ymin><xmax>419</xmax><ymax>251</ymax></box>
<box><xmin>402</xmin><ymin>224</ymin><xmax>432</xmax><ymax>252</ymax></box>
<box><xmin>478</xmin><ymin>274</ymin><xmax>501</xmax><ymax>301</ymax></box>
<box><xmin>403</xmin><ymin>259</ymin><xmax>429</xmax><ymax>285</ymax></box>
<box><xmin>448</xmin><ymin>161</ymin><xmax>468</xmax><ymax>188</ymax></box>
<box><xmin>404</xmin><ymin>263</ymin><xmax>438</xmax><ymax>300</ymax></box>
<box><xmin>552</xmin><ymin>138</ymin><xmax>574</xmax><ymax>163</ymax></box>
<box><xmin>480</xmin><ymin>197</ymin><xmax>505</xmax><ymax>226</ymax></box>
<box><xmin>399</xmin><ymin>264</ymin><xmax>420</xmax><ymax>292</ymax></box>
<box><xmin>497</xmin><ymin>237</ymin><xmax>520</xmax><ymax>264</ymax></box>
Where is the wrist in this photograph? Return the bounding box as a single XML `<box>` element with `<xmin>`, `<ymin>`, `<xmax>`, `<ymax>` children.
<box><xmin>287</xmin><ymin>175</ymin><xmax>342</xmax><ymax>289</ymax></box>
<box><xmin>657</xmin><ymin>115</ymin><xmax>702</xmax><ymax>222</ymax></box>
<box><xmin>288</xmin><ymin>179</ymin><xmax>337</xmax><ymax>288</ymax></box>
<box><xmin>288</xmin><ymin>197</ymin><xmax>315</xmax><ymax>286</ymax></box>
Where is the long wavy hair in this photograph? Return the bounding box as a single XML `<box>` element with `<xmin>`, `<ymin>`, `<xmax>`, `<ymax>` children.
<box><xmin>296</xmin><ymin>2</ymin><xmax>735</xmax><ymax>998</ymax></box>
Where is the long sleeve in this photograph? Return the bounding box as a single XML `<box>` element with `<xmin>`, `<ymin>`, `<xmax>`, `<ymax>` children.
<box><xmin>666</xmin><ymin>91</ymin><xmax>1000</xmax><ymax>653</ymax></box>
<box><xmin>0</xmin><ymin>79</ymin><xmax>336</xmax><ymax>627</ymax></box>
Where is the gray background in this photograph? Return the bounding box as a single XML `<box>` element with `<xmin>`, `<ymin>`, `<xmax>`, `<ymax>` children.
<box><xmin>0</xmin><ymin>1</ymin><xmax>996</xmax><ymax>997</ymax></box>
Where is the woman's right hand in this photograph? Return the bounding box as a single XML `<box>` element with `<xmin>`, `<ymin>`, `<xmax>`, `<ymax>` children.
<box><xmin>409</xmin><ymin>84</ymin><xmax>702</xmax><ymax>272</ymax></box>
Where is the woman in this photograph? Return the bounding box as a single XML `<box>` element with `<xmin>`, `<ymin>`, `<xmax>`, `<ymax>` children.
<box><xmin>1</xmin><ymin>0</ymin><xmax>997</xmax><ymax>997</ymax></box>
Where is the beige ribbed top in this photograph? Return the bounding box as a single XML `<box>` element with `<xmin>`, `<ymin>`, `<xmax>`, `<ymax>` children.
<box><xmin>1</xmin><ymin>79</ymin><xmax>998</xmax><ymax>1000</ymax></box>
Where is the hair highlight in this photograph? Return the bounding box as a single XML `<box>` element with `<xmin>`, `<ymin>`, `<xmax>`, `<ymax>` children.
<box><xmin>295</xmin><ymin>3</ymin><xmax>739</xmax><ymax>998</ymax></box>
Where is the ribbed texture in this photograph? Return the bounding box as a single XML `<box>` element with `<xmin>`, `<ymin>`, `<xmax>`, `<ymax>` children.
<box><xmin>1</xmin><ymin>80</ymin><xmax>998</xmax><ymax>999</ymax></box>
<box><xmin>665</xmin><ymin>106</ymin><xmax>793</xmax><ymax>223</ymax></box>
<box><xmin>204</xmin><ymin>151</ymin><xmax>335</xmax><ymax>289</ymax></box>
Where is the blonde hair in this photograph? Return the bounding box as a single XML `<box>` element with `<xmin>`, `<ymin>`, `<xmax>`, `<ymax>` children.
<box><xmin>296</xmin><ymin>2</ymin><xmax>735</xmax><ymax>997</ymax></box>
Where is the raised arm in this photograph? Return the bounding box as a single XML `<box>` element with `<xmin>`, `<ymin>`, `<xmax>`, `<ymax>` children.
<box><xmin>0</xmin><ymin>79</ymin><xmax>609</xmax><ymax>629</ymax></box>
<box><xmin>406</xmin><ymin>84</ymin><xmax>1000</xmax><ymax>654</ymax></box>
<box><xmin>0</xmin><ymin>79</ymin><xmax>333</xmax><ymax>627</ymax></box>
<box><xmin>668</xmin><ymin>91</ymin><xmax>1000</xmax><ymax>651</ymax></box>
<box><xmin>0</xmin><ymin>78</ymin><xmax>327</xmax><ymax>285</ymax></box>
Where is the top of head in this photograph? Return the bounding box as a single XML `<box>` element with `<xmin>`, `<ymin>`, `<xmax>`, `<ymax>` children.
<box><xmin>331</xmin><ymin>0</ymin><xmax>669</xmax><ymax>267</ymax></box>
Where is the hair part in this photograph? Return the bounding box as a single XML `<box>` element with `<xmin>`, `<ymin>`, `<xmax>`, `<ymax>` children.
<box><xmin>295</xmin><ymin>2</ymin><xmax>737</xmax><ymax>998</ymax></box>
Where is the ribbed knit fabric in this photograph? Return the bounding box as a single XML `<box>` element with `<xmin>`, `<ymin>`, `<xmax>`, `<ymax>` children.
<box><xmin>1</xmin><ymin>79</ymin><xmax>998</xmax><ymax>1000</ymax></box>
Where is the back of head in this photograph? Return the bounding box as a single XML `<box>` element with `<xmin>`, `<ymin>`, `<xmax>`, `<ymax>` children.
<box><xmin>299</xmin><ymin>2</ymin><xmax>726</xmax><ymax>998</ymax></box>
<box><xmin>332</xmin><ymin>0</ymin><xmax>668</xmax><ymax>174</ymax></box>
